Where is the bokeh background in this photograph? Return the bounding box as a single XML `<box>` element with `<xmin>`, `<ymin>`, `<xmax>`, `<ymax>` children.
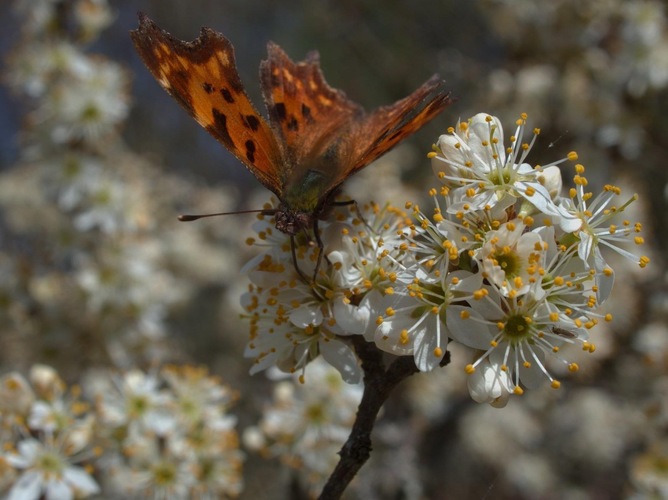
<box><xmin>1</xmin><ymin>0</ymin><xmax>667</xmax><ymax>498</ymax></box>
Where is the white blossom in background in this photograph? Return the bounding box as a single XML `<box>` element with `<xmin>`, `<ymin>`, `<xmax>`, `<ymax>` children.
<box><xmin>2</xmin><ymin>0</ymin><xmax>196</xmax><ymax>370</ymax></box>
<box><xmin>0</xmin><ymin>364</ymin><xmax>244</xmax><ymax>499</ymax></box>
<box><xmin>0</xmin><ymin>367</ymin><xmax>100</xmax><ymax>500</ymax></box>
<box><xmin>5</xmin><ymin>438</ymin><xmax>100</xmax><ymax>500</ymax></box>
<box><xmin>243</xmin><ymin>359</ymin><xmax>363</xmax><ymax>495</ymax></box>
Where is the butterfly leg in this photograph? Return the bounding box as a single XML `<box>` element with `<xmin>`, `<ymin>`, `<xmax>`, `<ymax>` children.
<box><xmin>290</xmin><ymin>235</ymin><xmax>313</xmax><ymax>285</ymax></box>
<box><xmin>312</xmin><ymin>218</ymin><xmax>327</xmax><ymax>281</ymax></box>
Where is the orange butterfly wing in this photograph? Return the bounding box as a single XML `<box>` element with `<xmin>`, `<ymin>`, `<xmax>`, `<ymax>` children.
<box><xmin>131</xmin><ymin>14</ymin><xmax>284</xmax><ymax>196</ymax></box>
<box><xmin>259</xmin><ymin>43</ymin><xmax>363</xmax><ymax>167</ymax></box>
<box><xmin>259</xmin><ymin>41</ymin><xmax>452</xmax><ymax>197</ymax></box>
<box><xmin>344</xmin><ymin>76</ymin><xmax>453</xmax><ymax>185</ymax></box>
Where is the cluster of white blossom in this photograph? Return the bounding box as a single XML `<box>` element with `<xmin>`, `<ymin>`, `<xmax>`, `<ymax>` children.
<box><xmin>482</xmin><ymin>0</ymin><xmax>668</xmax><ymax>160</ymax></box>
<box><xmin>0</xmin><ymin>364</ymin><xmax>243</xmax><ymax>499</ymax></box>
<box><xmin>0</xmin><ymin>366</ymin><xmax>100</xmax><ymax>499</ymax></box>
<box><xmin>243</xmin><ymin>359</ymin><xmax>363</xmax><ymax>495</ymax></box>
<box><xmin>242</xmin><ymin>112</ymin><xmax>647</xmax><ymax>406</ymax></box>
<box><xmin>1</xmin><ymin>0</ymin><xmax>202</xmax><ymax>368</ymax></box>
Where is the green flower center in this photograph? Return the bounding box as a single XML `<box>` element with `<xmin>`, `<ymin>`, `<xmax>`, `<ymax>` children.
<box><xmin>152</xmin><ymin>460</ymin><xmax>177</xmax><ymax>486</ymax></box>
<box><xmin>305</xmin><ymin>403</ymin><xmax>325</xmax><ymax>424</ymax></box>
<box><xmin>37</xmin><ymin>451</ymin><xmax>64</xmax><ymax>475</ymax></box>
<box><xmin>488</xmin><ymin>166</ymin><xmax>512</xmax><ymax>186</ymax></box>
<box><xmin>492</xmin><ymin>248</ymin><xmax>520</xmax><ymax>278</ymax></box>
<box><xmin>504</xmin><ymin>315</ymin><xmax>531</xmax><ymax>343</ymax></box>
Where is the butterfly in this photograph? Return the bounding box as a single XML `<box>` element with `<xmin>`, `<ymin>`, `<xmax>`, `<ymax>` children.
<box><xmin>131</xmin><ymin>13</ymin><xmax>453</xmax><ymax>281</ymax></box>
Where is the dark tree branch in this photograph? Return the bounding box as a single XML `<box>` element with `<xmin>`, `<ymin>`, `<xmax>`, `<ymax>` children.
<box><xmin>318</xmin><ymin>337</ymin><xmax>443</xmax><ymax>499</ymax></box>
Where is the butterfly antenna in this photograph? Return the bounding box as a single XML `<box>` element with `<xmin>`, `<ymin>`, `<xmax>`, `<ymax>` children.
<box><xmin>178</xmin><ymin>209</ymin><xmax>270</xmax><ymax>222</ymax></box>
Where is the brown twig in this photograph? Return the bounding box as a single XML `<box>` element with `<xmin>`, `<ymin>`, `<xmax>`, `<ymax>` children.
<box><xmin>318</xmin><ymin>337</ymin><xmax>444</xmax><ymax>499</ymax></box>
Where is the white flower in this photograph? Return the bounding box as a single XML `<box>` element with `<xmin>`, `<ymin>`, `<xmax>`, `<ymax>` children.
<box><xmin>556</xmin><ymin>174</ymin><xmax>648</xmax><ymax>303</ymax></box>
<box><xmin>243</xmin><ymin>281</ymin><xmax>361</xmax><ymax>384</ymax></box>
<box><xmin>161</xmin><ymin>365</ymin><xmax>237</xmax><ymax>430</ymax></box>
<box><xmin>449</xmin><ymin>284</ymin><xmax>591</xmax><ymax>392</ymax></box>
<box><xmin>94</xmin><ymin>369</ymin><xmax>174</xmax><ymax>435</ymax></box>
<box><xmin>49</xmin><ymin>58</ymin><xmax>129</xmax><ymax>142</ymax></box>
<box><xmin>429</xmin><ymin>112</ymin><xmax>581</xmax><ymax>232</ymax></box>
<box><xmin>475</xmin><ymin>219</ymin><xmax>546</xmax><ymax>298</ymax></box>
<box><xmin>0</xmin><ymin>373</ymin><xmax>35</xmax><ymax>416</ymax></box>
<box><xmin>74</xmin><ymin>0</ymin><xmax>115</xmax><ymax>40</ymax></box>
<box><xmin>374</xmin><ymin>267</ymin><xmax>483</xmax><ymax>371</ymax></box>
<box><xmin>6</xmin><ymin>438</ymin><xmax>99</xmax><ymax>500</ymax></box>
<box><xmin>245</xmin><ymin>359</ymin><xmax>362</xmax><ymax>495</ymax></box>
<box><xmin>242</xmin><ymin>202</ymin><xmax>413</xmax><ymax>383</ymax></box>
<box><xmin>466</xmin><ymin>358</ymin><xmax>514</xmax><ymax>407</ymax></box>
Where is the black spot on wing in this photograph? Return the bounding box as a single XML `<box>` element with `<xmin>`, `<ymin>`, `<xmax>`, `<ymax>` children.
<box><xmin>202</xmin><ymin>82</ymin><xmax>214</xmax><ymax>94</ymax></box>
<box><xmin>243</xmin><ymin>114</ymin><xmax>261</xmax><ymax>131</ymax></box>
<box><xmin>227</xmin><ymin>75</ymin><xmax>245</xmax><ymax>94</ymax></box>
<box><xmin>245</xmin><ymin>139</ymin><xmax>256</xmax><ymax>163</ymax></box>
<box><xmin>301</xmin><ymin>104</ymin><xmax>314</xmax><ymax>123</ymax></box>
<box><xmin>287</xmin><ymin>116</ymin><xmax>299</xmax><ymax>131</ymax></box>
<box><xmin>220</xmin><ymin>88</ymin><xmax>235</xmax><ymax>103</ymax></box>
<box><xmin>211</xmin><ymin>108</ymin><xmax>234</xmax><ymax>149</ymax></box>
<box><xmin>272</xmin><ymin>102</ymin><xmax>287</xmax><ymax>121</ymax></box>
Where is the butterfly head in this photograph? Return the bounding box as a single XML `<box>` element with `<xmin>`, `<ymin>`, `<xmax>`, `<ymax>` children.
<box><xmin>273</xmin><ymin>204</ymin><xmax>313</xmax><ymax>236</ymax></box>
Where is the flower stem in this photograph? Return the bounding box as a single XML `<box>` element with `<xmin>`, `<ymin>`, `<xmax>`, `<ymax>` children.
<box><xmin>318</xmin><ymin>336</ymin><xmax>435</xmax><ymax>499</ymax></box>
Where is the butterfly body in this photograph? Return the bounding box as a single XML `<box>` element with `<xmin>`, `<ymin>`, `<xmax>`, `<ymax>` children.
<box><xmin>131</xmin><ymin>13</ymin><xmax>453</xmax><ymax>240</ymax></box>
